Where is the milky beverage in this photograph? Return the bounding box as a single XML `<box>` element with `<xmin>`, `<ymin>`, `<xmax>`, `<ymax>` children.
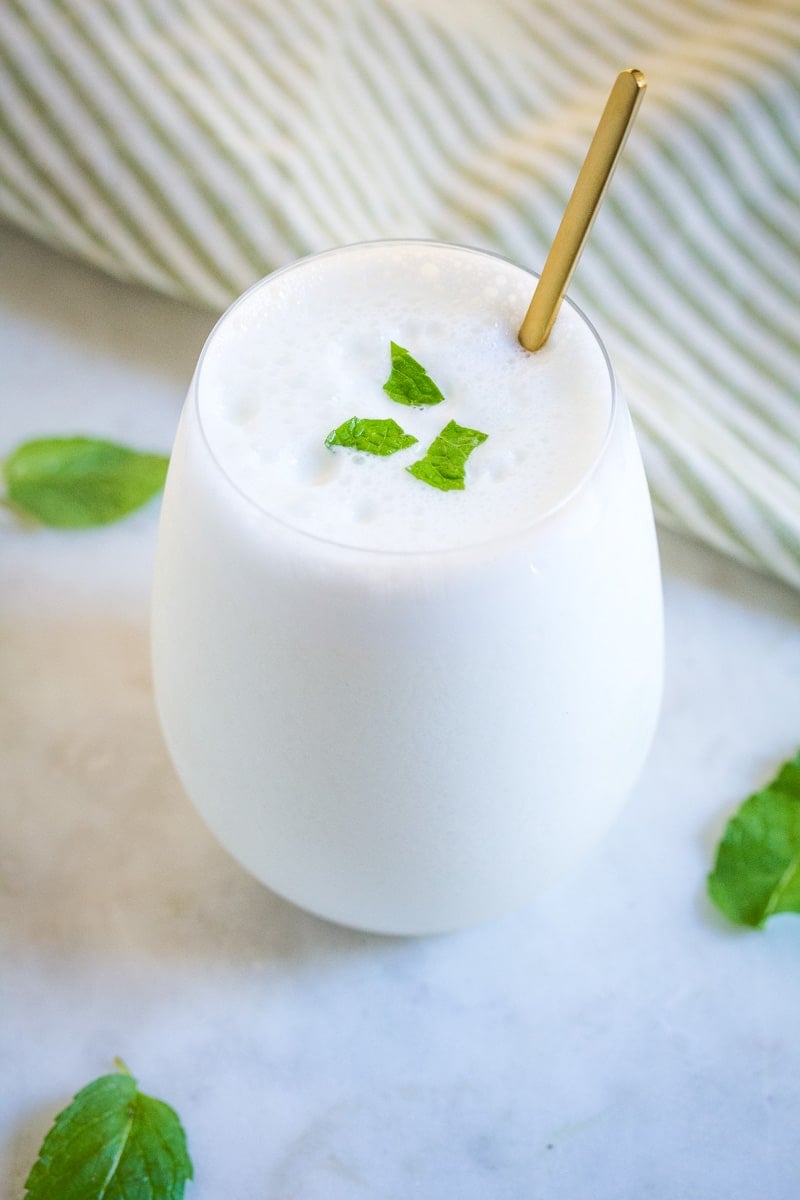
<box><xmin>151</xmin><ymin>241</ymin><xmax>663</xmax><ymax>934</ymax></box>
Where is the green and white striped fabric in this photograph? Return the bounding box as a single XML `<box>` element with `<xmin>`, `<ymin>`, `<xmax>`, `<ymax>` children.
<box><xmin>2</xmin><ymin>0</ymin><xmax>799</xmax><ymax>586</ymax></box>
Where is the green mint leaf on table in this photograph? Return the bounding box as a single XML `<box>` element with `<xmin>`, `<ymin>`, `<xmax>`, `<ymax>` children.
<box><xmin>407</xmin><ymin>419</ymin><xmax>488</xmax><ymax>492</ymax></box>
<box><xmin>708</xmin><ymin>751</ymin><xmax>800</xmax><ymax>928</ymax></box>
<box><xmin>383</xmin><ymin>342</ymin><xmax>445</xmax><ymax>407</ymax></box>
<box><xmin>3</xmin><ymin>437</ymin><xmax>169</xmax><ymax>527</ymax></box>
<box><xmin>24</xmin><ymin>1061</ymin><xmax>193</xmax><ymax>1200</ymax></box>
<box><xmin>325</xmin><ymin>416</ymin><xmax>418</xmax><ymax>455</ymax></box>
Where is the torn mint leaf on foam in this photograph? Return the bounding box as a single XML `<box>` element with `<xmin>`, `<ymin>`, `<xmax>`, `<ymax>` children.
<box><xmin>383</xmin><ymin>342</ymin><xmax>445</xmax><ymax>407</ymax></box>
<box><xmin>407</xmin><ymin>419</ymin><xmax>488</xmax><ymax>492</ymax></box>
<box><xmin>325</xmin><ymin>416</ymin><xmax>418</xmax><ymax>456</ymax></box>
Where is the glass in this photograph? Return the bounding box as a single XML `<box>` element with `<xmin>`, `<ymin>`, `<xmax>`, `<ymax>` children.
<box><xmin>151</xmin><ymin>241</ymin><xmax>663</xmax><ymax>935</ymax></box>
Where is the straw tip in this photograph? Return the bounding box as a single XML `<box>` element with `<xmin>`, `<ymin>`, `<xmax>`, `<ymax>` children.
<box><xmin>624</xmin><ymin>67</ymin><xmax>648</xmax><ymax>91</ymax></box>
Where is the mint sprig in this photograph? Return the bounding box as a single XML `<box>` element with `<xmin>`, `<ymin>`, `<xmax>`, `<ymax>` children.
<box><xmin>407</xmin><ymin>419</ymin><xmax>489</xmax><ymax>492</ymax></box>
<box><xmin>325</xmin><ymin>416</ymin><xmax>418</xmax><ymax>456</ymax></box>
<box><xmin>24</xmin><ymin>1060</ymin><xmax>193</xmax><ymax>1200</ymax></box>
<box><xmin>383</xmin><ymin>342</ymin><xmax>445</xmax><ymax>407</ymax></box>
<box><xmin>3</xmin><ymin>436</ymin><xmax>169</xmax><ymax>527</ymax></box>
<box><xmin>708</xmin><ymin>750</ymin><xmax>800</xmax><ymax>927</ymax></box>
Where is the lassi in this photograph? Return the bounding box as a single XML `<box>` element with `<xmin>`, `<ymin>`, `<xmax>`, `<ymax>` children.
<box><xmin>151</xmin><ymin>240</ymin><xmax>663</xmax><ymax>935</ymax></box>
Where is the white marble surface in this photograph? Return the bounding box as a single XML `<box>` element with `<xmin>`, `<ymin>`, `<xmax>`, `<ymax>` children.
<box><xmin>2</xmin><ymin>224</ymin><xmax>800</xmax><ymax>1199</ymax></box>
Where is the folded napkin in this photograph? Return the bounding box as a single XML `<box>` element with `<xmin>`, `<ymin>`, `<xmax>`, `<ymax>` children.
<box><xmin>2</xmin><ymin>0</ymin><xmax>798</xmax><ymax>587</ymax></box>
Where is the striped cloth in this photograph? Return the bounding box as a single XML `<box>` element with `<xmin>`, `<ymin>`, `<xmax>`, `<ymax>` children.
<box><xmin>2</xmin><ymin>0</ymin><xmax>799</xmax><ymax>587</ymax></box>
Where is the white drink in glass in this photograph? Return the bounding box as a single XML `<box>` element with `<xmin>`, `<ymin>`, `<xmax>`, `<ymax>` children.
<box><xmin>151</xmin><ymin>240</ymin><xmax>663</xmax><ymax>935</ymax></box>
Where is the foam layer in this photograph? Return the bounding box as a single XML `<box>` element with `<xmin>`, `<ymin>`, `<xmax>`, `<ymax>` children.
<box><xmin>197</xmin><ymin>242</ymin><xmax>612</xmax><ymax>552</ymax></box>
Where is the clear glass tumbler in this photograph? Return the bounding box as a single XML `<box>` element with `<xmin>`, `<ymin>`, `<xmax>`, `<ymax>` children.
<box><xmin>151</xmin><ymin>241</ymin><xmax>663</xmax><ymax>935</ymax></box>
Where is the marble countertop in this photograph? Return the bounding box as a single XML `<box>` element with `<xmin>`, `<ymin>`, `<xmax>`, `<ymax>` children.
<box><xmin>2</xmin><ymin>224</ymin><xmax>800</xmax><ymax>1200</ymax></box>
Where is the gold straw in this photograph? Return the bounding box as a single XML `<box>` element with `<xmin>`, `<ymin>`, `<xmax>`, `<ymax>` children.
<box><xmin>518</xmin><ymin>68</ymin><xmax>647</xmax><ymax>352</ymax></box>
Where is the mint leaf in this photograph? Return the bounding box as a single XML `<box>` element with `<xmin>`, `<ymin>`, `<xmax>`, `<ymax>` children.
<box><xmin>708</xmin><ymin>751</ymin><xmax>800</xmax><ymax>927</ymax></box>
<box><xmin>3</xmin><ymin>437</ymin><xmax>169</xmax><ymax>527</ymax></box>
<box><xmin>24</xmin><ymin>1062</ymin><xmax>193</xmax><ymax>1200</ymax></box>
<box><xmin>325</xmin><ymin>416</ymin><xmax>418</xmax><ymax>456</ymax></box>
<box><xmin>383</xmin><ymin>342</ymin><xmax>445</xmax><ymax>407</ymax></box>
<box><xmin>407</xmin><ymin>420</ymin><xmax>488</xmax><ymax>492</ymax></box>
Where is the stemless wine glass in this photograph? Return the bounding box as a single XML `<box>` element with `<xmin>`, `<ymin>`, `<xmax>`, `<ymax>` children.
<box><xmin>151</xmin><ymin>240</ymin><xmax>663</xmax><ymax>935</ymax></box>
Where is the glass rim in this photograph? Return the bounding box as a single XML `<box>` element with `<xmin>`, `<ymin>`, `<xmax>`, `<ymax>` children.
<box><xmin>192</xmin><ymin>238</ymin><xmax>619</xmax><ymax>559</ymax></box>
